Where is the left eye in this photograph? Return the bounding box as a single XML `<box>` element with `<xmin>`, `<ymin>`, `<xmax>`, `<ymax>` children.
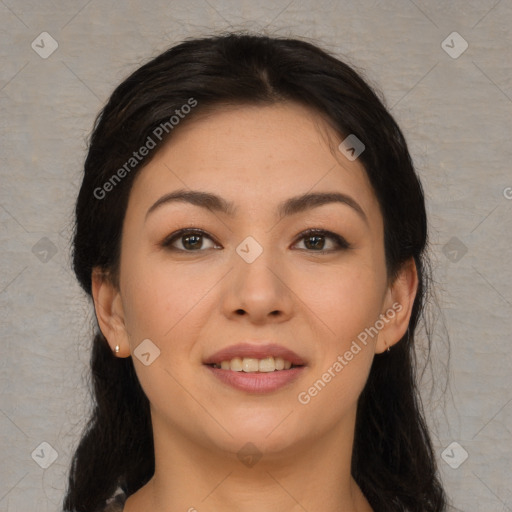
<box><xmin>292</xmin><ymin>229</ymin><xmax>350</xmax><ymax>252</ymax></box>
<box><xmin>161</xmin><ymin>228</ymin><xmax>350</xmax><ymax>253</ymax></box>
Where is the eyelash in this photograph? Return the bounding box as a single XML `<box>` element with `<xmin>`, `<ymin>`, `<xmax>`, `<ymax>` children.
<box><xmin>160</xmin><ymin>228</ymin><xmax>351</xmax><ymax>254</ymax></box>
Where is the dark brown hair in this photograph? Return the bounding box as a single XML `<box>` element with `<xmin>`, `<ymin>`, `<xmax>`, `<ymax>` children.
<box><xmin>64</xmin><ymin>32</ymin><xmax>447</xmax><ymax>511</ymax></box>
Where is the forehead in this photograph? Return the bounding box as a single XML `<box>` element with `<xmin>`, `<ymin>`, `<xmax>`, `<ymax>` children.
<box><xmin>126</xmin><ymin>102</ymin><xmax>382</xmax><ymax>228</ymax></box>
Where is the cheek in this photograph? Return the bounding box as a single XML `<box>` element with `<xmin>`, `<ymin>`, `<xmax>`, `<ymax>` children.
<box><xmin>293</xmin><ymin>260</ymin><xmax>385</xmax><ymax>406</ymax></box>
<box><xmin>118</xmin><ymin>256</ymin><xmax>213</xmax><ymax>405</ymax></box>
<box><xmin>301</xmin><ymin>261</ymin><xmax>386</xmax><ymax>341</ymax></box>
<box><xmin>297</xmin><ymin>347</ymin><xmax>374</xmax><ymax>420</ymax></box>
<box><xmin>294</xmin><ymin>266</ymin><xmax>381</xmax><ymax>408</ymax></box>
<box><xmin>120</xmin><ymin>252</ymin><xmax>214</xmax><ymax>345</ymax></box>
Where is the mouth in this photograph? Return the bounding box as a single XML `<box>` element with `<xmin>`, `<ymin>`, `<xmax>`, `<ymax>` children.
<box><xmin>206</xmin><ymin>356</ymin><xmax>303</xmax><ymax>372</ymax></box>
<box><xmin>203</xmin><ymin>343</ymin><xmax>307</xmax><ymax>393</ymax></box>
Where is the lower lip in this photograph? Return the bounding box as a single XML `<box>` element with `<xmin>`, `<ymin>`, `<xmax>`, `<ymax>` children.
<box><xmin>205</xmin><ymin>365</ymin><xmax>306</xmax><ymax>393</ymax></box>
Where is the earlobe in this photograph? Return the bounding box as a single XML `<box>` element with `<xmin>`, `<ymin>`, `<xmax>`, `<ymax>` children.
<box><xmin>91</xmin><ymin>268</ymin><xmax>129</xmax><ymax>357</ymax></box>
<box><xmin>375</xmin><ymin>258</ymin><xmax>418</xmax><ymax>354</ymax></box>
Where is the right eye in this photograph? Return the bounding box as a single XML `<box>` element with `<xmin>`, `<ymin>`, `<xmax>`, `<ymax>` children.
<box><xmin>160</xmin><ymin>229</ymin><xmax>220</xmax><ymax>252</ymax></box>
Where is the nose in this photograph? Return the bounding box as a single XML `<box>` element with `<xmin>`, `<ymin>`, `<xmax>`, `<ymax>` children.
<box><xmin>221</xmin><ymin>244</ymin><xmax>294</xmax><ymax>325</ymax></box>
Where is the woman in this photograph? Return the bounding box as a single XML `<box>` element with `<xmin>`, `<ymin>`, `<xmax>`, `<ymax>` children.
<box><xmin>63</xmin><ymin>32</ymin><xmax>448</xmax><ymax>511</ymax></box>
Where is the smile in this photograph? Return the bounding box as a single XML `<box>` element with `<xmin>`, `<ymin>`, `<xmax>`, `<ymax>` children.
<box><xmin>203</xmin><ymin>342</ymin><xmax>307</xmax><ymax>392</ymax></box>
<box><xmin>208</xmin><ymin>356</ymin><xmax>299</xmax><ymax>372</ymax></box>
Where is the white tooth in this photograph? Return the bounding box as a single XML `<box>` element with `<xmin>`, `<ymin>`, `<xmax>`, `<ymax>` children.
<box><xmin>259</xmin><ymin>356</ymin><xmax>276</xmax><ymax>372</ymax></box>
<box><xmin>242</xmin><ymin>357</ymin><xmax>259</xmax><ymax>372</ymax></box>
<box><xmin>230</xmin><ymin>357</ymin><xmax>243</xmax><ymax>371</ymax></box>
<box><xmin>274</xmin><ymin>357</ymin><xmax>285</xmax><ymax>370</ymax></box>
<box><xmin>220</xmin><ymin>360</ymin><xmax>230</xmax><ymax>370</ymax></box>
<box><xmin>284</xmin><ymin>360</ymin><xmax>292</xmax><ymax>370</ymax></box>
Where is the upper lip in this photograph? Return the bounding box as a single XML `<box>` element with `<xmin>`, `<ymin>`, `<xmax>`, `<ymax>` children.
<box><xmin>203</xmin><ymin>343</ymin><xmax>306</xmax><ymax>366</ymax></box>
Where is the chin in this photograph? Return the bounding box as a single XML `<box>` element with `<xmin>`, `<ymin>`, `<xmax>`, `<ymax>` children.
<box><xmin>210</xmin><ymin>413</ymin><xmax>307</xmax><ymax>456</ymax></box>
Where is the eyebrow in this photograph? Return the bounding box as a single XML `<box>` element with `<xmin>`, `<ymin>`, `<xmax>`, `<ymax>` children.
<box><xmin>145</xmin><ymin>189</ymin><xmax>368</xmax><ymax>224</ymax></box>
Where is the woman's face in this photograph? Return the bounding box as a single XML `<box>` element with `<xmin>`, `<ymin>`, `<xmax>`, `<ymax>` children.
<box><xmin>96</xmin><ymin>102</ymin><xmax>413</xmax><ymax>461</ymax></box>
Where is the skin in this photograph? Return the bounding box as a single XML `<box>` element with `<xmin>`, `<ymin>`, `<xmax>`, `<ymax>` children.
<box><xmin>92</xmin><ymin>102</ymin><xmax>418</xmax><ymax>512</ymax></box>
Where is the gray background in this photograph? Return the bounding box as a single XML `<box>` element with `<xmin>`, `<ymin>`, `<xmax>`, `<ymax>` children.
<box><xmin>1</xmin><ymin>1</ymin><xmax>511</xmax><ymax>511</ymax></box>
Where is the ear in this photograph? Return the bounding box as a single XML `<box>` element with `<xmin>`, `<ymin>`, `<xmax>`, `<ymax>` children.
<box><xmin>91</xmin><ymin>268</ymin><xmax>130</xmax><ymax>357</ymax></box>
<box><xmin>375</xmin><ymin>257</ymin><xmax>419</xmax><ymax>354</ymax></box>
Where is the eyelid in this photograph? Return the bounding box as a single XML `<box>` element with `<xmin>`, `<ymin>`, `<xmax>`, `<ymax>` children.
<box><xmin>160</xmin><ymin>228</ymin><xmax>218</xmax><ymax>250</ymax></box>
<box><xmin>292</xmin><ymin>228</ymin><xmax>351</xmax><ymax>251</ymax></box>
<box><xmin>160</xmin><ymin>227</ymin><xmax>351</xmax><ymax>252</ymax></box>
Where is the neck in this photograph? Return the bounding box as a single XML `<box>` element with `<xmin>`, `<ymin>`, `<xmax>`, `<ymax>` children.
<box><xmin>125</xmin><ymin>406</ymin><xmax>373</xmax><ymax>512</ymax></box>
